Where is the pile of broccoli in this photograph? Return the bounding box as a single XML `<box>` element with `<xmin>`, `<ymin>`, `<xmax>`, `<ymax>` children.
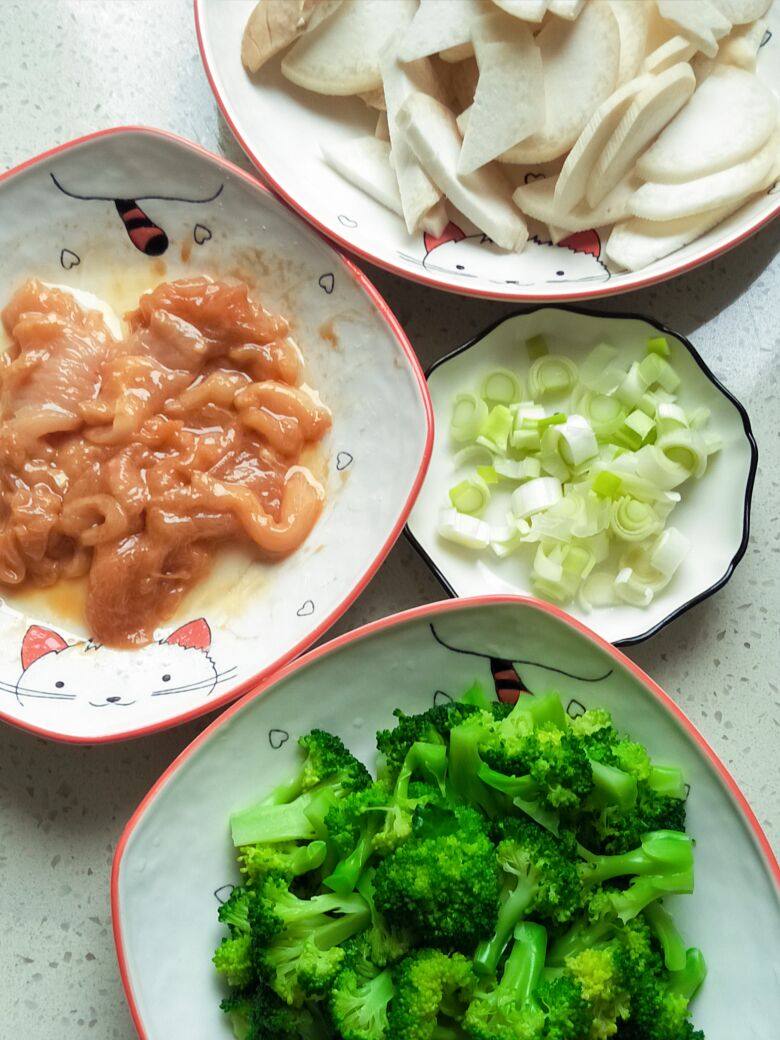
<box><xmin>214</xmin><ymin>686</ymin><xmax>706</xmax><ymax>1040</ymax></box>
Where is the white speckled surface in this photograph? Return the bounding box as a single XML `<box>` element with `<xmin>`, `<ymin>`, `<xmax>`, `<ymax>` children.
<box><xmin>0</xmin><ymin>3</ymin><xmax>776</xmax><ymax>1038</ymax></box>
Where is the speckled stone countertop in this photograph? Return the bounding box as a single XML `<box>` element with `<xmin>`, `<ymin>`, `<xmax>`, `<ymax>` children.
<box><xmin>0</xmin><ymin>2</ymin><xmax>777</xmax><ymax>1037</ymax></box>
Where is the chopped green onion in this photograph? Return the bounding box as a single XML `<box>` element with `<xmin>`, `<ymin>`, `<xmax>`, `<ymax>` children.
<box><xmin>616</xmin><ymin>361</ymin><xmax>649</xmax><ymax>407</ymax></box>
<box><xmin>539</xmin><ymin>426</ymin><xmax>571</xmax><ymax>482</ymax></box>
<box><xmin>650</xmin><ymin>528</ymin><xmax>690</xmax><ymax>577</ymax></box>
<box><xmin>489</xmin><ymin>522</ymin><xmax>524</xmax><ymax>559</ymax></box>
<box><xmin>536</xmin><ymin>412</ymin><xmax>567</xmax><ymax>431</ymax></box>
<box><xmin>451</xmin><ymin>392</ymin><xmax>488</xmax><ymax>443</ymax></box>
<box><xmin>688</xmin><ymin>406</ymin><xmax>710</xmax><ymax>430</ymax></box>
<box><xmin>646</xmin><ymin>335</ymin><xmax>671</xmax><ymax>357</ymax></box>
<box><xmin>477</xmin><ymin>465</ymin><xmax>498</xmax><ymax>485</ymax></box>
<box><xmin>482</xmin><ymin>368</ymin><xmax>523</xmax><ymax>405</ymax></box>
<box><xmin>453</xmin><ymin>445</ymin><xmax>494</xmax><ymax>469</ymax></box>
<box><xmin>634</xmin><ymin>445</ymin><xmax>689</xmax><ymax>490</ymax></box>
<box><xmin>577</xmin><ymin>391</ymin><xmax>626</xmax><ymax>438</ymax></box>
<box><xmin>656</xmin><ymin>429</ymin><xmax>707</xmax><ymax>478</ymax></box>
<box><xmin>494</xmin><ymin>457</ymin><xmax>541</xmax><ymax>482</ymax></box>
<box><xmin>592</xmin><ymin>471</ymin><xmax>623</xmax><ymax>499</ymax></box>
<box><xmin>624</xmin><ymin>409</ymin><xmax>656</xmax><ymax>443</ymax></box>
<box><xmin>639</xmin><ymin>353</ymin><xmax>680</xmax><ymax>393</ymax></box>
<box><xmin>529</xmin><ymin>355</ymin><xmax>578</xmax><ymax>397</ymax></box>
<box><xmin>438</xmin><ymin>508</ymin><xmax>490</xmax><ymax>550</ymax></box>
<box><xmin>557</xmin><ymin>415</ymin><xmax>598</xmax><ymax>467</ymax></box>
<box><xmin>476</xmin><ymin>405</ymin><xmax>513</xmax><ymax>454</ymax></box>
<box><xmin>512</xmin><ymin>476</ymin><xmax>563</xmax><ymax>519</ymax></box>
<box><xmin>510</xmin><ymin>427</ymin><xmax>542</xmax><ymax>452</ymax></box>
<box><xmin>449</xmin><ymin>476</ymin><xmax>491</xmax><ymax>515</ymax></box>
<box><xmin>614</xmin><ymin>567</ymin><xmax>654</xmax><ymax>607</ymax></box>
<box><xmin>526</xmin><ymin>334</ymin><xmax>548</xmax><ymax>360</ymax></box>
<box><xmin>610</xmin><ymin>496</ymin><xmax>661</xmax><ymax>542</ymax></box>
<box><xmin>580</xmin><ymin>342</ymin><xmax>622</xmax><ymax>394</ymax></box>
<box><xmin>655</xmin><ymin>402</ymin><xmax>687</xmax><ymax>437</ymax></box>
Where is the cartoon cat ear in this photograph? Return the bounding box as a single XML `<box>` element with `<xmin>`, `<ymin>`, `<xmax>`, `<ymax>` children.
<box><xmin>21</xmin><ymin>625</ymin><xmax>68</xmax><ymax>669</ymax></box>
<box><xmin>424</xmin><ymin>221</ymin><xmax>466</xmax><ymax>254</ymax></box>
<box><xmin>558</xmin><ymin>229</ymin><xmax>601</xmax><ymax>258</ymax></box>
<box><xmin>163</xmin><ymin>618</ymin><xmax>211</xmax><ymax>651</ymax></box>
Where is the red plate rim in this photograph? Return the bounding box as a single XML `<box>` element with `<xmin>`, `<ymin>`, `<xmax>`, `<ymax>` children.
<box><xmin>0</xmin><ymin>124</ymin><xmax>434</xmax><ymax>745</ymax></box>
<box><xmin>111</xmin><ymin>592</ymin><xmax>779</xmax><ymax>1040</ymax></box>
<box><xmin>193</xmin><ymin>0</ymin><xmax>780</xmax><ymax>303</ymax></box>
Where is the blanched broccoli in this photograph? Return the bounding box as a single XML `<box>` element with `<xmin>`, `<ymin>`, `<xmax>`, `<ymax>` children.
<box><xmin>373</xmin><ymin>803</ymin><xmax>500</xmax><ymax>952</ymax></box>
<box><xmin>474</xmin><ymin>817</ymin><xmax>581</xmax><ymax>976</ymax></box>
<box><xmin>387</xmin><ymin>949</ymin><xmax>476</xmax><ymax>1040</ymax></box>
<box><xmin>464</xmin><ymin>922</ymin><xmax>548</xmax><ymax>1040</ymax></box>
<box><xmin>213</xmin><ymin>691</ymin><xmax>705</xmax><ymax>1040</ymax></box>
<box><xmin>230</xmin><ymin>730</ymin><xmax>372</xmax><ymax>847</ymax></box>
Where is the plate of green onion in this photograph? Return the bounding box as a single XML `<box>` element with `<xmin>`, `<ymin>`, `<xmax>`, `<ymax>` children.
<box><xmin>406</xmin><ymin>307</ymin><xmax>757</xmax><ymax>645</ymax></box>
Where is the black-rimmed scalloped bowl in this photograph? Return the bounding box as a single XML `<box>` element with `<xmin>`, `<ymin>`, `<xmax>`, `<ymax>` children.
<box><xmin>406</xmin><ymin>307</ymin><xmax>756</xmax><ymax>645</ymax></box>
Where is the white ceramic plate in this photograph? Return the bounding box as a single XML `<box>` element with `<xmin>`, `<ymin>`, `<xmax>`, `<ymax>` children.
<box><xmin>112</xmin><ymin>595</ymin><xmax>779</xmax><ymax>1040</ymax></box>
<box><xmin>0</xmin><ymin>127</ymin><xmax>432</xmax><ymax>743</ymax></box>
<box><xmin>194</xmin><ymin>0</ymin><xmax>780</xmax><ymax>302</ymax></box>
<box><xmin>406</xmin><ymin>307</ymin><xmax>756</xmax><ymax>645</ymax></box>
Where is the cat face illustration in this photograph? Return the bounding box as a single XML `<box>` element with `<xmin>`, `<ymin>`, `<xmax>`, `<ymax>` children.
<box><xmin>419</xmin><ymin>223</ymin><xmax>609</xmax><ymax>287</ymax></box>
<box><xmin>12</xmin><ymin>618</ymin><xmax>232</xmax><ymax>717</ymax></box>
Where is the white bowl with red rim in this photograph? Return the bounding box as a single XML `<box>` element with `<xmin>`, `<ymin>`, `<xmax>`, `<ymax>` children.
<box><xmin>194</xmin><ymin>0</ymin><xmax>780</xmax><ymax>302</ymax></box>
<box><xmin>111</xmin><ymin>595</ymin><xmax>779</xmax><ymax>1039</ymax></box>
<box><xmin>0</xmin><ymin>126</ymin><xmax>432</xmax><ymax>743</ymax></box>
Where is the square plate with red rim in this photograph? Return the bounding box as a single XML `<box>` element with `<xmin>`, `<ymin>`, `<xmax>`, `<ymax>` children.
<box><xmin>112</xmin><ymin>596</ymin><xmax>778</xmax><ymax>1039</ymax></box>
<box><xmin>0</xmin><ymin>127</ymin><xmax>432</xmax><ymax>743</ymax></box>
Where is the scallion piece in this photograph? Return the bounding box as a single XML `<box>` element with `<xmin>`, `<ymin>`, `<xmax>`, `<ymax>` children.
<box><xmin>529</xmin><ymin>355</ymin><xmax>578</xmax><ymax>398</ymax></box>
<box><xmin>451</xmin><ymin>392</ymin><xmax>488</xmax><ymax>444</ymax></box>
<box><xmin>639</xmin><ymin>353</ymin><xmax>680</xmax><ymax>394</ymax></box>
<box><xmin>610</xmin><ymin>496</ymin><xmax>661</xmax><ymax>543</ymax></box>
<box><xmin>592</xmin><ymin>471</ymin><xmax>623</xmax><ymax>499</ymax></box>
<box><xmin>482</xmin><ymin>368</ymin><xmax>523</xmax><ymax>405</ymax></box>
<box><xmin>580</xmin><ymin>343</ymin><xmax>623</xmax><ymax>394</ymax></box>
<box><xmin>557</xmin><ymin>415</ymin><xmax>598</xmax><ymax>467</ymax></box>
<box><xmin>494</xmin><ymin>457</ymin><xmax>541</xmax><ymax>482</ymax></box>
<box><xmin>624</xmin><ymin>409</ymin><xmax>656</xmax><ymax>443</ymax></box>
<box><xmin>526</xmin><ymin>334</ymin><xmax>548</xmax><ymax>360</ymax></box>
<box><xmin>616</xmin><ymin>361</ymin><xmax>649</xmax><ymax>407</ymax></box>
<box><xmin>453</xmin><ymin>445</ymin><xmax>494</xmax><ymax>469</ymax></box>
<box><xmin>449</xmin><ymin>476</ymin><xmax>491</xmax><ymax>515</ymax></box>
<box><xmin>438</xmin><ymin>508</ymin><xmax>490</xmax><ymax>550</ymax></box>
<box><xmin>656</xmin><ymin>429</ymin><xmax>708</xmax><ymax>478</ymax></box>
<box><xmin>476</xmin><ymin>405</ymin><xmax>513</xmax><ymax>454</ymax></box>
<box><xmin>577</xmin><ymin>391</ymin><xmax>626</xmax><ymax>438</ymax></box>
<box><xmin>512</xmin><ymin>476</ymin><xmax>562</xmax><ymax>519</ymax></box>
<box><xmin>477</xmin><ymin>465</ymin><xmax>499</xmax><ymax>485</ymax></box>
<box><xmin>646</xmin><ymin>335</ymin><xmax>671</xmax><ymax>357</ymax></box>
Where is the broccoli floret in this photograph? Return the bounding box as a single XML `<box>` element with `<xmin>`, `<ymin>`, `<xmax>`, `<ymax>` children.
<box><xmin>373</xmin><ymin>803</ymin><xmax>500</xmax><ymax>952</ymax></box>
<box><xmin>220</xmin><ymin>991</ymin><xmax>253</xmax><ymax>1040</ymax></box>
<box><xmin>238</xmin><ymin>841</ymin><xmax>327</xmax><ymax>886</ymax></box>
<box><xmin>547</xmin><ymin>889</ymin><xmax>621</xmax><ymax>965</ymax></box>
<box><xmin>357</xmin><ymin>869</ymin><xmax>413</xmax><ymax>967</ymax></box>
<box><xmin>536</xmin><ymin>973</ymin><xmax>592</xmax><ymax>1040</ymax></box>
<box><xmin>642</xmin><ymin>903</ymin><xmax>688</xmax><ymax>972</ymax></box>
<box><xmin>388</xmin><ymin>949</ymin><xmax>476</xmax><ymax>1040</ymax></box>
<box><xmin>329</xmin><ymin>958</ymin><xmax>395</xmax><ymax>1040</ymax></box>
<box><xmin>619</xmin><ymin>948</ymin><xmax>707</xmax><ymax>1040</ymax></box>
<box><xmin>474</xmin><ymin>818</ymin><xmax>582</xmax><ymax>977</ymax></box>
<box><xmin>219</xmin><ymin>886</ymin><xmax>255</xmax><ymax>936</ymax></box>
<box><xmin>230</xmin><ymin>730</ymin><xmax>371</xmax><ymax>847</ymax></box>
<box><xmin>214</xmin><ymin>934</ymin><xmax>255</xmax><ymax>989</ymax></box>
<box><xmin>464</xmin><ymin>922</ymin><xmax>548</xmax><ymax>1040</ymax></box>
<box><xmin>377</xmin><ymin>704</ymin><xmax>480</xmax><ymax>783</ymax></box>
<box><xmin>322</xmin><ymin>782</ymin><xmax>391</xmax><ymax>894</ymax></box>
<box><xmin>565</xmin><ymin>943</ymin><xmax>630</xmax><ymax>1040</ymax></box>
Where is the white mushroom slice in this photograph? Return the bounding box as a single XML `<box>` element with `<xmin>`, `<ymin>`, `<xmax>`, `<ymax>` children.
<box><xmin>499</xmin><ymin>1</ymin><xmax>621</xmax><ymax>164</ymax></box>
<box><xmin>709</xmin><ymin>0</ymin><xmax>772</xmax><ymax>24</ymax></box>
<box><xmin>381</xmin><ymin>43</ymin><xmax>445</xmax><ymax>233</ymax></box>
<box><xmin>548</xmin><ymin>0</ymin><xmax>586</xmax><ymax>18</ymax></box>
<box><xmin>637</xmin><ymin>65</ymin><xmax>779</xmax><ymax>183</ymax></box>
<box><xmin>655</xmin><ymin>0</ymin><xmax>731</xmax><ymax>59</ymax></box>
<box><xmin>554</xmin><ymin>72</ymin><xmax>654</xmax><ymax>212</ymax></box>
<box><xmin>439</xmin><ymin>42</ymin><xmax>476</xmax><ymax>62</ymax></box>
<box><xmin>399</xmin><ymin>0</ymin><xmax>487</xmax><ymax>62</ymax></box>
<box><xmin>458</xmin><ymin>13</ymin><xmax>544</xmax><ymax>174</ymax></box>
<box><xmin>587</xmin><ymin>62</ymin><xmax>696</xmax><ymax>207</ymax></box>
<box><xmin>282</xmin><ymin>0</ymin><xmax>416</xmax><ymax>95</ymax></box>
<box><xmin>375</xmin><ymin>110</ymin><xmax>390</xmax><ymax>141</ymax></box>
<box><xmin>628</xmin><ymin>130</ymin><xmax>778</xmax><ymax>220</ymax></box>
<box><xmin>716</xmin><ymin>18</ymin><xmax>768</xmax><ymax>70</ymax></box>
<box><xmin>421</xmin><ymin>199</ymin><xmax>450</xmax><ymax>236</ymax></box>
<box><xmin>641</xmin><ymin>35</ymin><xmax>697</xmax><ymax>75</ymax></box>
<box><xmin>397</xmin><ymin>92</ymin><xmax>529</xmax><ymax>250</ymax></box>
<box><xmin>322</xmin><ymin>137</ymin><xmax>404</xmax><ymax>216</ymax></box>
<box><xmin>606</xmin><ymin>161</ymin><xmax>776</xmax><ymax>269</ymax></box>
<box><xmin>514</xmin><ymin>172</ymin><xmax>639</xmax><ymax>231</ymax></box>
<box><xmin>492</xmin><ymin>0</ymin><xmax>548</xmax><ymax>20</ymax></box>
<box><xmin>609</xmin><ymin>0</ymin><xmax>652</xmax><ymax>83</ymax></box>
<box><xmin>241</xmin><ymin>0</ymin><xmax>342</xmax><ymax>73</ymax></box>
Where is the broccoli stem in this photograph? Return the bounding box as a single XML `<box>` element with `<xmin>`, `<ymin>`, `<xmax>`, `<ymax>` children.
<box><xmin>610</xmin><ymin>869</ymin><xmax>694</xmax><ymax>923</ymax></box>
<box><xmin>643</xmin><ymin>902</ymin><xmax>687</xmax><ymax>971</ymax></box>
<box><xmin>588</xmin><ymin>759</ymin><xmax>637</xmax><ymax>811</ymax></box>
<box><xmin>579</xmin><ymin>831</ymin><xmax>694</xmax><ymax>886</ymax></box>
<box><xmin>460</xmin><ymin>681</ymin><xmax>491</xmax><ymax>710</ymax></box>
<box><xmin>448</xmin><ymin>718</ymin><xmax>503</xmax><ymax>817</ymax></box>
<box><xmin>668</xmin><ymin>947</ymin><xmax>707</xmax><ymax>1002</ymax></box>
<box><xmin>310</xmin><ymin>906</ymin><xmax>372</xmax><ymax>949</ymax></box>
<box><xmin>510</xmin><ymin>692</ymin><xmax>567</xmax><ymax>730</ymax></box>
<box><xmin>323</xmin><ymin>826</ymin><xmax>380</xmax><ymax>896</ymax></box>
<box><xmin>398</xmin><ymin>742</ymin><xmax>448</xmax><ymax>799</ymax></box>
<box><xmin>648</xmin><ymin>764</ymin><xmax>687</xmax><ymax>799</ymax></box>
<box><xmin>473</xmin><ymin>876</ymin><xmax>535</xmax><ymax>976</ymax></box>
<box><xmin>231</xmin><ymin>790</ymin><xmax>319</xmax><ymax>847</ymax></box>
<box><xmin>477</xmin><ymin>763</ymin><xmax>560</xmax><ymax>836</ymax></box>
<box><xmin>547</xmin><ymin>913</ymin><xmax>616</xmax><ymax>965</ymax></box>
<box><xmin>500</xmin><ymin>922</ymin><xmax>547</xmax><ymax>1001</ymax></box>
